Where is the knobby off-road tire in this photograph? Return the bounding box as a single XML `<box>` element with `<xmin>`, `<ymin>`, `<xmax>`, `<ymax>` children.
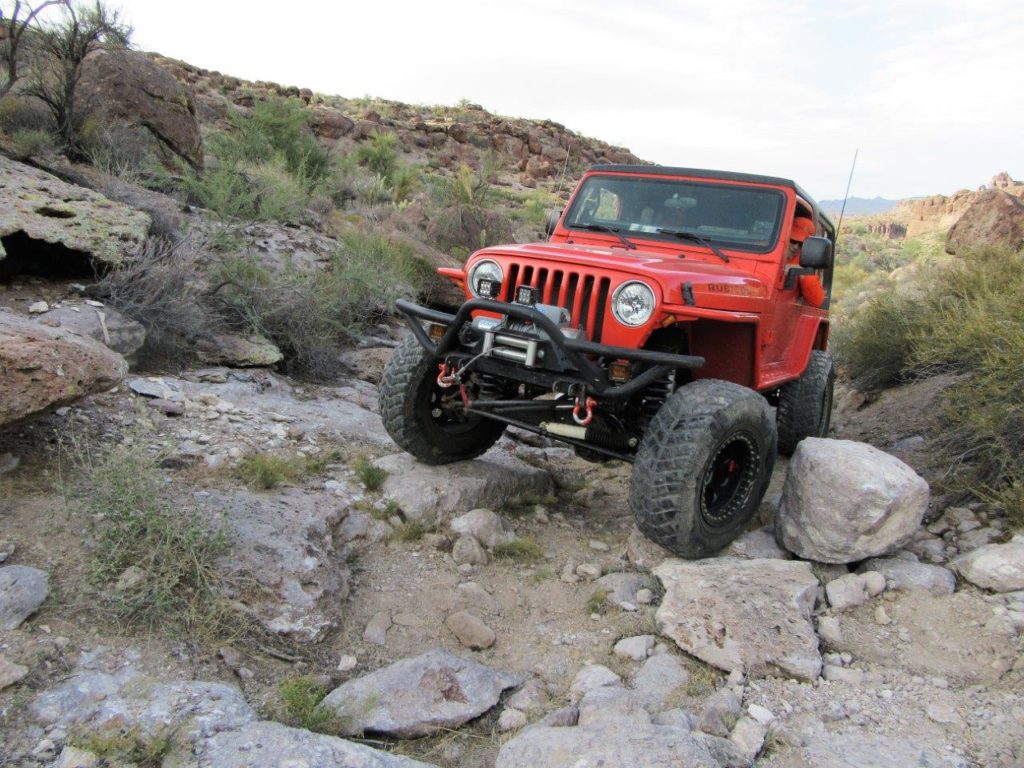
<box><xmin>379</xmin><ymin>333</ymin><xmax>505</xmax><ymax>464</ymax></box>
<box><xmin>629</xmin><ymin>379</ymin><xmax>777</xmax><ymax>559</ymax></box>
<box><xmin>776</xmin><ymin>350</ymin><xmax>835</xmax><ymax>455</ymax></box>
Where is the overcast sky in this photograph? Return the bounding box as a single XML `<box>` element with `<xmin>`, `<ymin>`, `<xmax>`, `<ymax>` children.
<box><xmin>109</xmin><ymin>0</ymin><xmax>1021</xmax><ymax>200</ymax></box>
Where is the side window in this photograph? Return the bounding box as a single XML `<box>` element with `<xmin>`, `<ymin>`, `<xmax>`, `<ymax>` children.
<box><xmin>573</xmin><ymin>185</ymin><xmax>621</xmax><ymax>223</ymax></box>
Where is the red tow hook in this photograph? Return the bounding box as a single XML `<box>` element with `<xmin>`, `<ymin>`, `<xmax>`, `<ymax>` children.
<box><xmin>437</xmin><ymin>362</ymin><xmax>459</xmax><ymax>388</ymax></box>
<box><xmin>572</xmin><ymin>396</ymin><xmax>597</xmax><ymax>426</ymax></box>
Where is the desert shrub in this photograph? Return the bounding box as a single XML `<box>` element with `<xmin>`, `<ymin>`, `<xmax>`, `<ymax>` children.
<box><xmin>493</xmin><ymin>537</ymin><xmax>544</xmax><ymax>563</ymax></box>
<box><xmin>8</xmin><ymin>127</ymin><xmax>54</xmax><ymax>159</ymax></box>
<box><xmin>211</xmin><ymin>230</ymin><xmax>430</xmax><ymax>379</ymax></box>
<box><xmin>185</xmin><ymin>97</ymin><xmax>332</xmax><ymax>223</ymax></box>
<box><xmin>427</xmin><ymin>162</ymin><xmax>513</xmax><ymax>256</ymax></box>
<box><xmin>0</xmin><ymin>93</ymin><xmax>53</xmax><ymax>132</ymax></box>
<box><xmin>835</xmin><ymin>246</ymin><xmax>1024</xmax><ymax>523</ymax></box>
<box><xmin>78</xmin><ymin>119</ymin><xmax>162</xmax><ymax>181</ymax></box>
<box><xmin>94</xmin><ymin>236</ymin><xmax>225</xmax><ymax>366</ymax></box>
<box><xmin>352</xmin><ymin>454</ymin><xmax>387</xmax><ymax>491</ymax></box>
<box><xmin>354</xmin><ymin>131</ymin><xmax>398</xmax><ymax>178</ymax></box>
<box><xmin>72</xmin><ymin>442</ymin><xmax>232</xmax><ymax>633</ymax></box>
<box><xmin>236</xmin><ymin>453</ymin><xmax>307</xmax><ymax>490</ymax></box>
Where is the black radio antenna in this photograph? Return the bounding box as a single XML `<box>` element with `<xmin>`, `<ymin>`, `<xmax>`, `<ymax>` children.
<box><xmin>835</xmin><ymin>148</ymin><xmax>859</xmax><ymax>241</ymax></box>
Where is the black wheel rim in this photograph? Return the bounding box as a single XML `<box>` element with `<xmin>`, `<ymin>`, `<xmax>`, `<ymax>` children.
<box><xmin>700</xmin><ymin>432</ymin><xmax>759</xmax><ymax>527</ymax></box>
<box><xmin>423</xmin><ymin>380</ymin><xmax>480</xmax><ymax>437</ymax></box>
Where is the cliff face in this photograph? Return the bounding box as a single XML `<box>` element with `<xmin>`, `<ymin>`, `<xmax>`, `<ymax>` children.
<box><xmin>893</xmin><ymin>173</ymin><xmax>1024</xmax><ymax>238</ymax></box>
<box><xmin>145</xmin><ymin>53</ymin><xmax>642</xmax><ymax>191</ymax></box>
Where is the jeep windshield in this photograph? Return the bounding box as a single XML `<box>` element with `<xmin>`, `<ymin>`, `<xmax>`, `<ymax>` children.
<box><xmin>563</xmin><ymin>174</ymin><xmax>786</xmax><ymax>254</ymax></box>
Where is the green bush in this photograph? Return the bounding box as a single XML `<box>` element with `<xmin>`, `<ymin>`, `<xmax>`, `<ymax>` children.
<box><xmin>73</xmin><ymin>443</ymin><xmax>232</xmax><ymax>632</ymax></box>
<box><xmin>835</xmin><ymin>246</ymin><xmax>1024</xmax><ymax>524</ymax></box>
<box><xmin>185</xmin><ymin>97</ymin><xmax>332</xmax><ymax>222</ymax></box>
<box><xmin>427</xmin><ymin>162</ymin><xmax>513</xmax><ymax>256</ymax></box>
<box><xmin>8</xmin><ymin>127</ymin><xmax>54</xmax><ymax>159</ymax></box>
<box><xmin>211</xmin><ymin>230</ymin><xmax>431</xmax><ymax>379</ymax></box>
<box><xmin>354</xmin><ymin>131</ymin><xmax>399</xmax><ymax>178</ymax></box>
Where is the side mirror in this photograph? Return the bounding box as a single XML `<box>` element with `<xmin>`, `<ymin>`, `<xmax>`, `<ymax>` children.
<box><xmin>800</xmin><ymin>236</ymin><xmax>833</xmax><ymax>269</ymax></box>
<box><xmin>545</xmin><ymin>209</ymin><xmax>563</xmax><ymax>238</ymax></box>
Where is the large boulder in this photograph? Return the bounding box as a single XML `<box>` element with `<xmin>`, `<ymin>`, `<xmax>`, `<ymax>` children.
<box><xmin>951</xmin><ymin>535</ymin><xmax>1024</xmax><ymax>592</ymax></box>
<box><xmin>0</xmin><ymin>156</ymin><xmax>150</xmax><ymax>270</ymax></box>
<box><xmin>320</xmin><ymin>649</ymin><xmax>518</xmax><ymax>737</ymax></box>
<box><xmin>0</xmin><ymin>311</ymin><xmax>128</xmax><ymax>427</ymax></box>
<box><xmin>946</xmin><ymin>188</ymin><xmax>1024</xmax><ymax>255</ymax></box>
<box><xmin>79</xmin><ymin>48</ymin><xmax>204</xmax><ymax>169</ymax></box>
<box><xmin>0</xmin><ymin>565</ymin><xmax>49</xmax><ymax>630</ymax></box>
<box><xmin>775</xmin><ymin>438</ymin><xmax>929</xmax><ymax>564</ymax></box>
<box><xmin>654</xmin><ymin>558</ymin><xmax>822</xmax><ymax>681</ymax></box>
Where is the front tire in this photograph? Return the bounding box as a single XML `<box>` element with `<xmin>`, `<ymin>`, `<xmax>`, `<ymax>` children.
<box><xmin>776</xmin><ymin>350</ymin><xmax>835</xmax><ymax>455</ymax></box>
<box><xmin>629</xmin><ymin>379</ymin><xmax>777</xmax><ymax>559</ymax></box>
<box><xmin>379</xmin><ymin>333</ymin><xmax>506</xmax><ymax>464</ymax></box>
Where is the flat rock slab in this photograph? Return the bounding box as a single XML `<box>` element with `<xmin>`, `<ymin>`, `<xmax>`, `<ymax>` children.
<box><xmin>0</xmin><ymin>155</ymin><xmax>149</xmax><ymax>267</ymax></box>
<box><xmin>654</xmin><ymin>558</ymin><xmax>822</xmax><ymax>681</ymax></box>
<box><xmin>197</xmin><ymin>720</ymin><xmax>438</xmax><ymax>768</ymax></box>
<box><xmin>951</xmin><ymin>535</ymin><xmax>1024</xmax><ymax>592</ymax></box>
<box><xmin>202</xmin><ymin>488</ymin><xmax>351</xmax><ymax>641</ymax></box>
<box><xmin>36</xmin><ymin>303</ymin><xmax>146</xmax><ymax>358</ymax></box>
<box><xmin>496</xmin><ymin>714</ymin><xmax>744</xmax><ymax>768</ymax></box>
<box><xmin>829</xmin><ymin>590</ymin><xmax>1018</xmax><ymax>686</ymax></box>
<box><xmin>0</xmin><ymin>565</ymin><xmax>49</xmax><ymax>630</ymax></box>
<box><xmin>321</xmin><ymin>648</ymin><xmax>519</xmax><ymax>737</ymax></box>
<box><xmin>376</xmin><ymin>450</ymin><xmax>552</xmax><ymax>523</ymax></box>
<box><xmin>789</xmin><ymin>730</ymin><xmax>970</xmax><ymax>767</ymax></box>
<box><xmin>776</xmin><ymin>438</ymin><xmax>929</xmax><ymax>564</ymax></box>
<box><xmin>31</xmin><ymin>669</ymin><xmax>256</xmax><ymax>742</ymax></box>
<box><xmin>0</xmin><ymin>311</ymin><xmax>128</xmax><ymax>427</ymax></box>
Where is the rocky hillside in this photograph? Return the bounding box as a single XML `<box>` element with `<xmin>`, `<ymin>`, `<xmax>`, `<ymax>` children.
<box><xmin>1</xmin><ymin>32</ymin><xmax>1022</xmax><ymax>768</ymax></box>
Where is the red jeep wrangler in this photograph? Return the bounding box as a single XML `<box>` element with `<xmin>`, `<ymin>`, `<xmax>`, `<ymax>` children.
<box><xmin>381</xmin><ymin>165</ymin><xmax>836</xmax><ymax>558</ymax></box>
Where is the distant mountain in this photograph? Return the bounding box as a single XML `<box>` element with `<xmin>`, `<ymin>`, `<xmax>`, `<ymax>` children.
<box><xmin>819</xmin><ymin>196</ymin><xmax>901</xmax><ymax>217</ymax></box>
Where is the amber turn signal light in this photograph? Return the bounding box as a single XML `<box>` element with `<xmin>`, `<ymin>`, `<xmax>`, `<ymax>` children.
<box><xmin>428</xmin><ymin>323</ymin><xmax>446</xmax><ymax>342</ymax></box>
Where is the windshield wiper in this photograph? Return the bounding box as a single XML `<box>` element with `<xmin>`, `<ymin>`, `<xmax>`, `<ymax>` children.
<box><xmin>568</xmin><ymin>222</ymin><xmax>636</xmax><ymax>250</ymax></box>
<box><xmin>657</xmin><ymin>228</ymin><xmax>730</xmax><ymax>262</ymax></box>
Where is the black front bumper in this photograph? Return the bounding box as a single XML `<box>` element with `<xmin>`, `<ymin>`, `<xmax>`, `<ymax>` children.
<box><xmin>396</xmin><ymin>298</ymin><xmax>705</xmax><ymax>399</ymax></box>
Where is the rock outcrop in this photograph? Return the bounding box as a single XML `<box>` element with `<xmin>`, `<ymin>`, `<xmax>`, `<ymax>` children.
<box><xmin>79</xmin><ymin>48</ymin><xmax>204</xmax><ymax>169</ymax></box>
<box><xmin>945</xmin><ymin>188</ymin><xmax>1024</xmax><ymax>255</ymax></box>
<box><xmin>0</xmin><ymin>311</ymin><xmax>128</xmax><ymax>427</ymax></box>
<box><xmin>775</xmin><ymin>438</ymin><xmax>929</xmax><ymax>564</ymax></box>
<box><xmin>0</xmin><ymin>565</ymin><xmax>49</xmax><ymax>630</ymax></box>
<box><xmin>952</xmin><ymin>535</ymin><xmax>1024</xmax><ymax>593</ymax></box>
<box><xmin>320</xmin><ymin>649</ymin><xmax>518</xmax><ymax>737</ymax></box>
<box><xmin>654</xmin><ymin>558</ymin><xmax>822</xmax><ymax>681</ymax></box>
<box><xmin>0</xmin><ymin>156</ymin><xmax>150</xmax><ymax>270</ymax></box>
<box><xmin>35</xmin><ymin>302</ymin><xmax>146</xmax><ymax>359</ymax></box>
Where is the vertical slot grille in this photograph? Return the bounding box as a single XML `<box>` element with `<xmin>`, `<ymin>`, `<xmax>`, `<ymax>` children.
<box><xmin>504</xmin><ymin>261</ymin><xmax>613</xmax><ymax>342</ymax></box>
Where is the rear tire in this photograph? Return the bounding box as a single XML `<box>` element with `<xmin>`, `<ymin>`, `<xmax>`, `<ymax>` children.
<box><xmin>629</xmin><ymin>379</ymin><xmax>777</xmax><ymax>559</ymax></box>
<box><xmin>776</xmin><ymin>350</ymin><xmax>835</xmax><ymax>455</ymax></box>
<box><xmin>379</xmin><ymin>333</ymin><xmax>506</xmax><ymax>464</ymax></box>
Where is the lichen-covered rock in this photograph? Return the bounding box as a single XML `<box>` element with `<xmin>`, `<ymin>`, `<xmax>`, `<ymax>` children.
<box><xmin>195</xmin><ymin>333</ymin><xmax>283</xmax><ymax>367</ymax></box>
<box><xmin>776</xmin><ymin>438</ymin><xmax>929</xmax><ymax>564</ymax></box>
<box><xmin>0</xmin><ymin>311</ymin><xmax>128</xmax><ymax>427</ymax></box>
<box><xmin>654</xmin><ymin>558</ymin><xmax>822</xmax><ymax>681</ymax></box>
<box><xmin>0</xmin><ymin>156</ymin><xmax>150</xmax><ymax>269</ymax></box>
<box><xmin>320</xmin><ymin>649</ymin><xmax>518</xmax><ymax>737</ymax></box>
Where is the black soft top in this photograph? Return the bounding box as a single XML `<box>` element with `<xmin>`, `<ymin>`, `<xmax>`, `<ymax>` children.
<box><xmin>588</xmin><ymin>164</ymin><xmax>835</xmax><ymax>232</ymax></box>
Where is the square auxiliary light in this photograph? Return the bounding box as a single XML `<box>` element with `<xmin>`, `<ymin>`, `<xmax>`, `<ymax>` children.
<box><xmin>515</xmin><ymin>285</ymin><xmax>540</xmax><ymax>306</ymax></box>
<box><xmin>477</xmin><ymin>277</ymin><xmax>501</xmax><ymax>299</ymax></box>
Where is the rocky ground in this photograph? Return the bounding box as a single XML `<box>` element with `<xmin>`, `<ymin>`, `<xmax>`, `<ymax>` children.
<box><xmin>1</xmin><ymin>338</ymin><xmax>1023</xmax><ymax>767</ymax></box>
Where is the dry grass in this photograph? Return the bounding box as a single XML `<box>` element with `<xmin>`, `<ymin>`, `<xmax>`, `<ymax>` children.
<box><xmin>493</xmin><ymin>537</ymin><xmax>544</xmax><ymax>563</ymax></box>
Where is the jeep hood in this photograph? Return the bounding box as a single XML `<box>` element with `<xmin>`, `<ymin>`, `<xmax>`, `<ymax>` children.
<box><xmin>476</xmin><ymin>242</ymin><xmax>771</xmax><ymax>311</ymax></box>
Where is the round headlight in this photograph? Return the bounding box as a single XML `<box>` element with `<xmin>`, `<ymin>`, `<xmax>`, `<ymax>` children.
<box><xmin>612</xmin><ymin>281</ymin><xmax>656</xmax><ymax>327</ymax></box>
<box><xmin>467</xmin><ymin>259</ymin><xmax>504</xmax><ymax>297</ymax></box>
